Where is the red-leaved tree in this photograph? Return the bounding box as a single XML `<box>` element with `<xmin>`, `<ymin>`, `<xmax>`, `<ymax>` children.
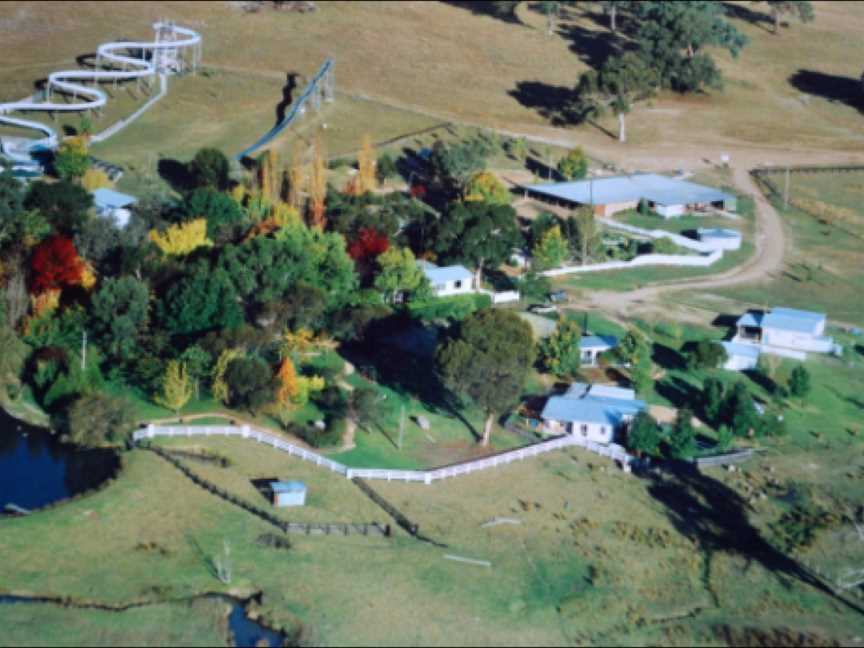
<box><xmin>348</xmin><ymin>227</ymin><xmax>389</xmax><ymax>263</ymax></box>
<box><xmin>30</xmin><ymin>235</ymin><xmax>84</xmax><ymax>294</ymax></box>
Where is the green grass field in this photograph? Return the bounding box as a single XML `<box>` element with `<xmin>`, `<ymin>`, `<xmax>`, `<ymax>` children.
<box><xmin>678</xmin><ymin>171</ymin><xmax>864</xmax><ymax>326</ymax></box>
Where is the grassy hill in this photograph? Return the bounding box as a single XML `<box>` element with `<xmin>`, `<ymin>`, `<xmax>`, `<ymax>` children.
<box><xmin>1</xmin><ymin>1</ymin><xmax>862</xmax><ymax>159</ymax></box>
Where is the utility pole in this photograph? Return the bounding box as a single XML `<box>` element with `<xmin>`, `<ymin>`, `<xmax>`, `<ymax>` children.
<box><xmin>81</xmin><ymin>330</ymin><xmax>87</xmax><ymax>371</ymax></box>
<box><xmin>397</xmin><ymin>405</ymin><xmax>406</xmax><ymax>450</ymax></box>
<box><xmin>783</xmin><ymin>168</ymin><xmax>790</xmax><ymax>209</ymax></box>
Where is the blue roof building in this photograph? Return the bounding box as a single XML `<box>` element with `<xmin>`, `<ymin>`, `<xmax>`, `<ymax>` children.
<box><xmin>540</xmin><ymin>383</ymin><xmax>645</xmax><ymax>445</ymax></box>
<box><xmin>522</xmin><ymin>173</ymin><xmax>736</xmax><ymax>219</ymax></box>
<box><xmin>733</xmin><ymin>307</ymin><xmax>838</xmax><ymax>359</ymax></box>
<box><xmin>91</xmin><ymin>188</ymin><xmax>136</xmax><ymax>228</ymax></box>
<box><xmin>580</xmin><ymin>335</ymin><xmax>618</xmax><ymax>367</ymax></box>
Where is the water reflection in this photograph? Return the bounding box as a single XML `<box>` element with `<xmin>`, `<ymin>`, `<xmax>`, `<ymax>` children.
<box><xmin>0</xmin><ymin>409</ymin><xmax>118</xmax><ymax>512</ymax></box>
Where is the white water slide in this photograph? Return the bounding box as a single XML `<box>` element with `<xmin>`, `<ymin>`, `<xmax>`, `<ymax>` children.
<box><xmin>0</xmin><ymin>21</ymin><xmax>201</xmax><ymax>168</ymax></box>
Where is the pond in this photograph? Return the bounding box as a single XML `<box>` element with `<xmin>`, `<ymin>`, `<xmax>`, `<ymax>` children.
<box><xmin>0</xmin><ymin>408</ymin><xmax>119</xmax><ymax>513</ymax></box>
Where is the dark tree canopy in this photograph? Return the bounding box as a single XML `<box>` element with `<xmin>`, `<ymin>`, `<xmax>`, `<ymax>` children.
<box><xmin>24</xmin><ymin>180</ymin><xmax>93</xmax><ymax>235</ymax></box>
<box><xmin>433</xmin><ymin>201</ymin><xmax>523</xmax><ymax>284</ymax></box>
<box><xmin>89</xmin><ymin>276</ymin><xmax>151</xmax><ymax>364</ymax></box>
<box><xmin>436</xmin><ymin>308</ymin><xmax>534</xmax><ymax>445</ymax></box>
<box><xmin>183</xmin><ymin>188</ymin><xmax>246</xmax><ymax>243</ymax></box>
<box><xmin>189</xmin><ymin>147</ymin><xmax>231</xmax><ymax>191</ymax></box>
<box><xmin>161</xmin><ymin>265</ymin><xmax>244</xmax><ymax>336</ymax></box>
<box><xmin>224</xmin><ymin>357</ymin><xmax>273</xmax><ymax>413</ymax></box>
<box><xmin>67</xmin><ymin>392</ymin><xmax>136</xmax><ymax>447</ymax></box>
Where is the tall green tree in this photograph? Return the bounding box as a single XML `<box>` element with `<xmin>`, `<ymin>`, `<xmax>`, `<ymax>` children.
<box><xmin>434</xmin><ymin>201</ymin><xmax>523</xmax><ymax>287</ymax></box>
<box><xmin>633</xmin><ymin>1</ymin><xmax>748</xmax><ymax>93</ymax></box>
<box><xmin>429</xmin><ymin>137</ymin><xmax>494</xmax><ymax>192</ymax></box>
<box><xmin>161</xmin><ymin>266</ymin><xmax>244</xmax><ymax>336</ymax></box>
<box><xmin>614</xmin><ymin>328</ymin><xmax>653</xmax><ymax>395</ymax></box>
<box><xmin>24</xmin><ymin>180</ymin><xmax>93</xmax><ymax>235</ymax></box>
<box><xmin>183</xmin><ymin>188</ymin><xmax>246</xmax><ymax>243</ymax></box>
<box><xmin>532</xmin><ymin>224</ymin><xmax>570</xmax><ymax>270</ymax></box>
<box><xmin>566</xmin><ymin>207</ymin><xmax>601</xmax><ymax>265</ymax></box>
<box><xmin>757</xmin><ymin>1</ymin><xmax>814</xmax><ymax>33</ymax></box>
<box><xmin>666</xmin><ymin>408</ymin><xmax>697</xmax><ymax>459</ymax></box>
<box><xmin>788</xmin><ymin>364</ymin><xmax>811</xmax><ymax>400</ymax></box>
<box><xmin>224</xmin><ymin>357</ymin><xmax>274</xmax><ymax>413</ymax></box>
<box><xmin>189</xmin><ymin>147</ymin><xmax>231</xmax><ymax>191</ymax></box>
<box><xmin>602</xmin><ymin>0</ymin><xmax>633</xmax><ymax>33</ymax></box>
<box><xmin>627</xmin><ymin>410</ymin><xmax>661</xmax><ymax>456</ymax></box>
<box><xmin>702</xmin><ymin>376</ymin><xmax>725</xmax><ymax>425</ymax></box>
<box><xmin>437</xmin><ymin>309</ymin><xmax>534</xmax><ymax>446</ymax></box>
<box><xmin>373</xmin><ymin>246</ymin><xmax>430</xmax><ymax>305</ymax></box>
<box><xmin>726</xmin><ymin>382</ymin><xmax>760</xmax><ymax>437</ymax></box>
<box><xmin>540</xmin><ymin>317</ymin><xmax>582</xmax><ymax>378</ymax></box>
<box><xmin>573</xmin><ymin>53</ymin><xmax>658</xmax><ymax>143</ymax></box>
<box><xmin>89</xmin><ymin>276</ymin><xmax>151</xmax><ymax>364</ymax></box>
<box><xmin>217</xmin><ymin>224</ymin><xmax>358</xmax><ymax>313</ymax></box>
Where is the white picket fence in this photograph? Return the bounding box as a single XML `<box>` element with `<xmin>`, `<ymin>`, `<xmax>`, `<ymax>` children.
<box><xmin>597</xmin><ymin>218</ymin><xmax>718</xmax><ymax>253</ymax></box>
<box><xmin>133</xmin><ymin>423</ymin><xmax>635</xmax><ymax>485</ymax></box>
<box><xmin>542</xmin><ymin>249</ymin><xmax>722</xmax><ymax>277</ymax></box>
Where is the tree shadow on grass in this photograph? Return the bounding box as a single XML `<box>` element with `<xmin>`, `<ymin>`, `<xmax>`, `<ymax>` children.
<box><xmin>652</xmin><ymin>342</ymin><xmax>687</xmax><ymax>371</ymax></box>
<box><xmin>555</xmin><ymin>22</ymin><xmax>623</xmax><ymax>70</ymax></box>
<box><xmin>788</xmin><ymin>70</ymin><xmax>864</xmax><ymax>114</ymax></box>
<box><xmin>157</xmin><ymin>158</ymin><xmax>195</xmax><ymax>193</ymax></box>
<box><xmin>655</xmin><ymin>375</ymin><xmax>703</xmax><ymax>412</ymax></box>
<box><xmin>443</xmin><ymin>1</ymin><xmax>523</xmax><ymax>25</ymax></box>
<box><xmin>509</xmin><ymin>80</ymin><xmax>578</xmax><ymax>126</ymax></box>
<box><xmin>720</xmin><ymin>2</ymin><xmax>774</xmax><ymax>33</ymax></box>
<box><xmin>275</xmin><ymin>72</ymin><xmax>300</xmax><ymax>125</ymax></box>
<box><xmin>642</xmin><ymin>462</ymin><xmax>864</xmax><ymax>617</ymax></box>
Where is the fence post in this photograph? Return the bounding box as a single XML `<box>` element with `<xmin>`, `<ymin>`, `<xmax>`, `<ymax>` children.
<box><xmin>241</xmin><ymin>425</ymin><xmax>249</xmax><ymax>439</ymax></box>
<box><xmin>147</xmin><ymin>423</ymin><xmax>155</xmax><ymax>438</ymax></box>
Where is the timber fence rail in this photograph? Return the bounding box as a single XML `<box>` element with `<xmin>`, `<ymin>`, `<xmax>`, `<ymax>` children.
<box><xmin>692</xmin><ymin>448</ymin><xmax>754</xmax><ymax>468</ymax></box>
<box><xmin>133</xmin><ymin>423</ymin><xmax>637</xmax><ymax>486</ymax></box>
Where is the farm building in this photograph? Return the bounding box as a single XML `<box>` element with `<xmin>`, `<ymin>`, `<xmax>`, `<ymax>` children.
<box><xmin>697</xmin><ymin>227</ymin><xmax>742</xmax><ymax>251</ymax></box>
<box><xmin>733</xmin><ymin>307</ymin><xmax>841</xmax><ymax>359</ymax></box>
<box><xmin>522</xmin><ymin>173</ymin><xmax>736</xmax><ymax>218</ymax></box>
<box><xmin>91</xmin><ymin>188</ymin><xmax>136</xmax><ymax>228</ymax></box>
<box><xmin>720</xmin><ymin>341</ymin><xmax>761</xmax><ymax>371</ymax></box>
<box><xmin>418</xmin><ymin>260</ymin><xmax>475</xmax><ymax>297</ymax></box>
<box><xmin>540</xmin><ymin>383</ymin><xmax>645</xmax><ymax>445</ymax></box>
<box><xmin>581</xmin><ymin>335</ymin><xmax>618</xmax><ymax>367</ymax></box>
<box><xmin>272</xmin><ymin>481</ymin><xmax>307</xmax><ymax>507</ymax></box>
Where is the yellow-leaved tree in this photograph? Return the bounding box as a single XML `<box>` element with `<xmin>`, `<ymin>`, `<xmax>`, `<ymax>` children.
<box><xmin>155</xmin><ymin>360</ymin><xmax>193</xmax><ymax>414</ymax></box>
<box><xmin>211</xmin><ymin>348</ymin><xmax>242</xmax><ymax>405</ymax></box>
<box><xmin>357</xmin><ymin>134</ymin><xmax>377</xmax><ymax>194</ymax></box>
<box><xmin>275</xmin><ymin>357</ymin><xmax>299</xmax><ymax>405</ymax></box>
<box><xmin>149</xmin><ymin>219</ymin><xmax>213</xmax><ymax>256</ymax></box>
<box><xmin>81</xmin><ymin>168</ymin><xmax>113</xmax><ymax>192</ymax></box>
<box><xmin>308</xmin><ymin>136</ymin><xmax>327</xmax><ymax>230</ymax></box>
<box><xmin>287</xmin><ymin>147</ymin><xmax>305</xmax><ymax>211</ymax></box>
<box><xmin>271</xmin><ymin>202</ymin><xmax>300</xmax><ymax>228</ymax></box>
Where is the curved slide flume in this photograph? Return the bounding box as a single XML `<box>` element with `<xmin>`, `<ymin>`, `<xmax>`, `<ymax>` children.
<box><xmin>0</xmin><ymin>21</ymin><xmax>201</xmax><ymax>165</ymax></box>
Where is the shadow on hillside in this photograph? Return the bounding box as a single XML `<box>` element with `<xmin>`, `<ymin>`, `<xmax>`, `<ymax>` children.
<box><xmin>556</xmin><ymin>22</ymin><xmax>622</xmax><ymax>69</ymax></box>
<box><xmin>275</xmin><ymin>72</ymin><xmax>300</xmax><ymax>125</ymax></box>
<box><xmin>721</xmin><ymin>2</ymin><xmax>774</xmax><ymax>32</ymax></box>
<box><xmin>643</xmin><ymin>462</ymin><xmax>864</xmax><ymax>617</ymax></box>
<box><xmin>443</xmin><ymin>1</ymin><xmax>522</xmax><ymax>25</ymax></box>
<box><xmin>157</xmin><ymin>158</ymin><xmax>195</xmax><ymax>193</ymax></box>
<box><xmin>789</xmin><ymin>70</ymin><xmax>864</xmax><ymax>113</ymax></box>
<box><xmin>509</xmin><ymin>80</ymin><xmax>577</xmax><ymax>126</ymax></box>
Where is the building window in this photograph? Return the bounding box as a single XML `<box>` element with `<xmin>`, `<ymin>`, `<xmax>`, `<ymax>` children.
<box><xmin>580</xmin><ymin>424</ymin><xmax>588</xmax><ymax>436</ymax></box>
<box><xmin>454</xmin><ymin>280</ymin><xmax>462</xmax><ymax>289</ymax></box>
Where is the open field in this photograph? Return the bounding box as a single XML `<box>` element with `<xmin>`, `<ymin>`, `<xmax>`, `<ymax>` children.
<box><xmin>2</xmin><ymin>1</ymin><xmax>863</xmax><ymax>162</ymax></box>
<box><xmin>2</xmin><ymin>426</ymin><xmax>864</xmax><ymax>646</ymax></box>
<box><xmin>670</xmin><ymin>171</ymin><xmax>864</xmax><ymax>326</ymax></box>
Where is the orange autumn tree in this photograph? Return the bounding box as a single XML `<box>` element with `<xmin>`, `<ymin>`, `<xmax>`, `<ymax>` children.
<box><xmin>357</xmin><ymin>134</ymin><xmax>377</xmax><ymax>194</ymax></box>
<box><xmin>307</xmin><ymin>136</ymin><xmax>327</xmax><ymax>229</ymax></box>
<box><xmin>275</xmin><ymin>357</ymin><xmax>299</xmax><ymax>405</ymax></box>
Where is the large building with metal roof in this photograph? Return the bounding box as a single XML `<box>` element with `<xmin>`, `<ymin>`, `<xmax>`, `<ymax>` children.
<box><xmin>522</xmin><ymin>173</ymin><xmax>737</xmax><ymax>218</ymax></box>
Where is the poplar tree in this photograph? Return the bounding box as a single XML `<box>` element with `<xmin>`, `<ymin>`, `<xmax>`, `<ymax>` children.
<box><xmin>357</xmin><ymin>134</ymin><xmax>377</xmax><ymax>194</ymax></box>
<box><xmin>155</xmin><ymin>360</ymin><xmax>193</xmax><ymax>414</ymax></box>
<box><xmin>308</xmin><ymin>136</ymin><xmax>328</xmax><ymax>229</ymax></box>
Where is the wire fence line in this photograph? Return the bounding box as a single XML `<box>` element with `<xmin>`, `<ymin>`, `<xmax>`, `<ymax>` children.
<box><xmin>133</xmin><ymin>423</ymin><xmax>636</xmax><ymax>486</ymax></box>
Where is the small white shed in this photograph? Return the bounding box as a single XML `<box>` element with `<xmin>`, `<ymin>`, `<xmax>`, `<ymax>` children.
<box><xmin>91</xmin><ymin>188</ymin><xmax>136</xmax><ymax>228</ymax></box>
<box><xmin>272</xmin><ymin>481</ymin><xmax>307</xmax><ymax>507</ymax></box>
<box><xmin>697</xmin><ymin>228</ymin><xmax>742</xmax><ymax>251</ymax></box>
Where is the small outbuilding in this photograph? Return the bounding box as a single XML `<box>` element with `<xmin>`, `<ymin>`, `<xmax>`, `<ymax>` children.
<box><xmin>91</xmin><ymin>188</ymin><xmax>136</xmax><ymax>228</ymax></box>
<box><xmin>272</xmin><ymin>480</ymin><xmax>307</xmax><ymax>508</ymax></box>
<box><xmin>418</xmin><ymin>260</ymin><xmax>475</xmax><ymax>297</ymax></box>
<box><xmin>720</xmin><ymin>341</ymin><xmax>761</xmax><ymax>371</ymax></box>
<box><xmin>540</xmin><ymin>383</ymin><xmax>645</xmax><ymax>445</ymax></box>
<box><xmin>580</xmin><ymin>335</ymin><xmax>618</xmax><ymax>367</ymax></box>
<box><xmin>697</xmin><ymin>227</ymin><xmax>742</xmax><ymax>251</ymax></box>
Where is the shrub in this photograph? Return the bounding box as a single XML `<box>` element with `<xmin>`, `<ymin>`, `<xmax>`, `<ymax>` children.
<box><xmin>224</xmin><ymin>357</ymin><xmax>274</xmax><ymax>413</ymax></box>
<box><xmin>653</xmin><ymin>321</ymin><xmax>683</xmax><ymax>340</ymax></box>
<box><xmin>407</xmin><ymin>293</ymin><xmax>491</xmax><ymax>322</ymax></box>
<box><xmin>651</xmin><ymin>237</ymin><xmax>679</xmax><ymax>255</ymax></box>
<box><xmin>189</xmin><ymin>147</ymin><xmax>230</xmax><ymax>191</ymax></box>
<box><xmin>686</xmin><ymin>340</ymin><xmax>728</xmax><ymax>370</ymax></box>
<box><xmin>557</xmin><ymin>147</ymin><xmax>589</xmax><ymax>180</ymax></box>
<box><xmin>376</xmin><ymin>153</ymin><xmax>398</xmax><ymax>182</ymax></box>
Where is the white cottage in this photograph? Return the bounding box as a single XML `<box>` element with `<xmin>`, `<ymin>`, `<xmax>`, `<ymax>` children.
<box><xmin>418</xmin><ymin>261</ymin><xmax>475</xmax><ymax>297</ymax></box>
<box><xmin>733</xmin><ymin>307</ymin><xmax>840</xmax><ymax>359</ymax></box>
<box><xmin>540</xmin><ymin>383</ymin><xmax>645</xmax><ymax>445</ymax></box>
<box><xmin>580</xmin><ymin>335</ymin><xmax>618</xmax><ymax>367</ymax></box>
<box><xmin>720</xmin><ymin>341</ymin><xmax>761</xmax><ymax>371</ymax></box>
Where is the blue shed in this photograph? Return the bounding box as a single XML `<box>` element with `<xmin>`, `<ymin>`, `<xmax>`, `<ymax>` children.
<box><xmin>272</xmin><ymin>481</ymin><xmax>307</xmax><ymax>507</ymax></box>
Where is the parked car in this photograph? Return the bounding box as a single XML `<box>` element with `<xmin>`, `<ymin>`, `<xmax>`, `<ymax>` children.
<box><xmin>529</xmin><ymin>304</ymin><xmax>558</xmax><ymax>315</ymax></box>
<box><xmin>549</xmin><ymin>290</ymin><xmax>568</xmax><ymax>304</ymax></box>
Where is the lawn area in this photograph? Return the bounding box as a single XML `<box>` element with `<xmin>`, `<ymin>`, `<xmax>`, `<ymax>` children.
<box><xmin>699</xmin><ymin>171</ymin><xmax>864</xmax><ymax>326</ymax></box>
<box><xmin>3</xmin><ymin>2</ymin><xmax>863</xmax><ymax>163</ymax></box>
<box><xmin>3</xmin><ymin>427</ymin><xmax>863</xmax><ymax>646</ymax></box>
